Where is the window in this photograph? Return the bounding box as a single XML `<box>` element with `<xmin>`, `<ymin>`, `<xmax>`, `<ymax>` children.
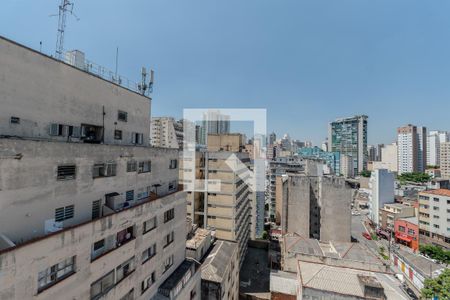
<box><xmin>57</xmin><ymin>165</ymin><xmax>76</xmax><ymax>180</ymax></box>
<box><xmin>116</xmin><ymin>226</ymin><xmax>134</xmax><ymax>246</ymax></box>
<box><xmin>433</xmin><ymin>206</ymin><xmax>439</xmax><ymax>211</ymax></box>
<box><xmin>141</xmin><ymin>272</ymin><xmax>155</xmax><ymax>294</ymax></box>
<box><xmin>408</xmin><ymin>229</ymin><xmax>415</xmax><ymax>235</ymax></box>
<box><xmin>164</xmin><ymin>208</ymin><xmax>175</xmax><ymax>223</ymax></box>
<box><xmin>168</xmin><ymin>180</ymin><xmax>176</xmax><ymax>191</ymax></box>
<box><xmin>398</xmin><ymin>226</ymin><xmax>405</xmax><ymax>232</ymax></box>
<box><xmin>114</xmin><ymin>130</ymin><xmax>122</xmax><ymax>140</ymax></box>
<box><xmin>433</xmin><ymin>215</ymin><xmax>440</xmax><ymax>219</ymax></box>
<box><xmin>126</xmin><ymin>190</ymin><xmax>134</xmax><ymax>202</ymax></box>
<box><xmin>164</xmin><ymin>231</ymin><xmax>174</xmax><ymax>248</ymax></box>
<box><xmin>93</xmin><ymin>162</ymin><xmax>117</xmax><ymax>178</ymax></box>
<box><xmin>92</xmin><ymin>200</ymin><xmax>101</xmax><ymax>219</ymax></box>
<box><xmin>38</xmin><ymin>256</ymin><xmax>75</xmax><ymax>292</ymax></box>
<box><xmin>132</xmin><ymin>132</ymin><xmax>144</xmax><ymax>145</ymax></box>
<box><xmin>116</xmin><ymin>257</ymin><xmax>135</xmax><ymax>283</ymax></box>
<box><xmin>93</xmin><ymin>239</ymin><xmax>105</xmax><ymax>253</ymax></box>
<box><xmin>10</xmin><ymin>116</ymin><xmax>20</xmax><ymax>124</ymax></box>
<box><xmin>90</xmin><ymin>270</ymin><xmax>115</xmax><ymax>300</ymax></box>
<box><xmin>118</xmin><ymin>110</ymin><xmax>128</xmax><ymax>122</ymax></box>
<box><xmin>434</xmin><ymin>197</ymin><xmax>440</xmax><ymax>202</ymax></box>
<box><xmin>434</xmin><ymin>224</ymin><xmax>440</xmax><ymax>229</ymax></box>
<box><xmin>127</xmin><ymin>160</ymin><xmax>137</xmax><ymax>172</ymax></box>
<box><xmin>143</xmin><ymin>217</ymin><xmax>157</xmax><ymax>234</ymax></box>
<box><xmin>142</xmin><ymin>244</ymin><xmax>157</xmax><ymax>263</ymax></box>
<box><xmin>138</xmin><ymin>161</ymin><xmax>151</xmax><ymax>173</ymax></box>
<box><xmin>163</xmin><ymin>255</ymin><xmax>174</xmax><ymax>273</ymax></box>
<box><xmin>169</xmin><ymin>159</ymin><xmax>178</xmax><ymax>169</ymax></box>
<box><xmin>55</xmin><ymin>205</ymin><xmax>74</xmax><ymax>222</ymax></box>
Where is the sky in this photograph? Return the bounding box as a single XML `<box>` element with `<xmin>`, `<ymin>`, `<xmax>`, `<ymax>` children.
<box><xmin>2</xmin><ymin>0</ymin><xmax>450</xmax><ymax>145</ymax></box>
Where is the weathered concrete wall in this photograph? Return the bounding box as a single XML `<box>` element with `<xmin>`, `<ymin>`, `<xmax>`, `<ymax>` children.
<box><xmin>0</xmin><ymin>138</ymin><xmax>179</xmax><ymax>242</ymax></box>
<box><xmin>0</xmin><ymin>36</ymin><xmax>150</xmax><ymax>146</ymax></box>
<box><xmin>285</xmin><ymin>175</ymin><xmax>310</xmax><ymax>237</ymax></box>
<box><xmin>0</xmin><ymin>191</ymin><xmax>187</xmax><ymax>300</ymax></box>
<box><xmin>319</xmin><ymin>176</ymin><xmax>352</xmax><ymax>243</ymax></box>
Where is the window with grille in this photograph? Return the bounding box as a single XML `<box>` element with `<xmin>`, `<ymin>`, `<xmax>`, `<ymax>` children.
<box><xmin>38</xmin><ymin>256</ymin><xmax>75</xmax><ymax>292</ymax></box>
<box><xmin>55</xmin><ymin>205</ymin><xmax>74</xmax><ymax>222</ymax></box>
<box><xmin>164</xmin><ymin>208</ymin><xmax>175</xmax><ymax>223</ymax></box>
<box><xmin>138</xmin><ymin>161</ymin><xmax>151</xmax><ymax>173</ymax></box>
<box><xmin>92</xmin><ymin>200</ymin><xmax>101</xmax><ymax>219</ymax></box>
<box><xmin>10</xmin><ymin>116</ymin><xmax>20</xmax><ymax>124</ymax></box>
<box><xmin>57</xmin><ymin>165</ymin><xmax>76</xmax><ymax>180</ymax></box>
<box><xmin>118</xmin><ymin>110</ymin><xmax>128</xmax><ymax>122</ymax></box>
<box><xmin>93</xmin><ymin>162</ymin><xmax>117</xmax><ymax>178</ymax></box>
<box><xmin>127</xmin><ymin>160</ymin><xmax>137</xmax><ymax>172</ymax></box>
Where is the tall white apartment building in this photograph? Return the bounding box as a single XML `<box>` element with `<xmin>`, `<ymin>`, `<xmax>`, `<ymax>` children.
<box><xmin>440</xmin><ymin>142</ymin><xmax>450</xmax><ymax>179</ymax></box>
<box><xmin>427</xmin><ymin>130</ymin><xmax>449</xmax><ymax>167</ymax></box>
<box><xmin>397</xmin><ymin>125</ymin><xmax>427</xmax><ymax>174</ymax></box>
<box><xmin>368</xmin><ymin>169</ymin><xmax>394</xmax><ymax>226</ymax></box>
<box><xmin>0</xmin><ymin>36</ymin><xmax>200</xmax><ymax>300</ymax></box>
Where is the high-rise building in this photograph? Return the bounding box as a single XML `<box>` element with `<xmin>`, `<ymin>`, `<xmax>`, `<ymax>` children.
<box><xmin>376</xmin><ymin>143</ymin><xmax>384</xmax><ymax>161</ymax></box>
<box><xmin>367</xmin><ymin>145</ymin><xmax>377</xmax><ymax>162</ymax></box>
<box><xmin>0</xmin><ymin>36</ymin><xmax>200</xmax><ymax>300</ymax></box>
<box><xmin>427</xmin><ymin>130</ymin><xmax>449</xmax><ymax>167</ymax></box>
<box><xmin>198</xmin><ymin>110</ymin><xmax>230</xmax><ymax>145</ymax></box>
<box><xmin>440</xmin><ymin>142</ymin><xmax>450</xmax><ymax>179</ymax></box>
<box><xmin>368</xmin><ymin>169</ymin><xmax>395</xmax><ymax>226</ymax></box>
<box><xmin>397</xmin><ymin>125</ymin><xmax>427</xmax><ymax>174</ymax></box>
<box><xmin>340</xmin><ymin>154</ymin><xmax>354</xmax><ymax>178</ymax></box>
<box><xmin>269</xmin><ymin>132</ymin><xmax>277</xmax><ymax>145</ymax></box>
<box><xmin>180</xmin><ymin>134</ymin><xmax>252</xmax><ymax>263</ymax></box>
<box><xmin>328</xmin><ymin>115</ymin><xmax>368</xmax><ymax>175</ymax></box>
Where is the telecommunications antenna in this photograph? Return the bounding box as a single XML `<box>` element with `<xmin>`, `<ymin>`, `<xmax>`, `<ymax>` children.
<box><xmin>52</xmin><ymin>0</ymin><xmax>79</xmax><ymax>60</ymax></box>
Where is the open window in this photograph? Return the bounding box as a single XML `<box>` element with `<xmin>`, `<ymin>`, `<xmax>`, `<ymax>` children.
<box><xmin>81</xmin><ymin>124</ymin><xmax>103</xmax><ymax>143</ymax></box>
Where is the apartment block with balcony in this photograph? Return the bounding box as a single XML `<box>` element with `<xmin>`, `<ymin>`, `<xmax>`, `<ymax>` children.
<box><xmin>0</xmin><ymin>35</ymin><xmax>199</xmax><ymax>300</ymax></box>
<box><xmin>378</xmin><ymin>203</ymin><xmax>415</xmax><ymax>232</ymax></box>
<box><xmin>418</xmin><ymin>189</ymin><xmax>450</xmax><ymax>249</ymax></box>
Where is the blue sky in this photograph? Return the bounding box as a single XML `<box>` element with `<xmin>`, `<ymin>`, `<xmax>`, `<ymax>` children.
<box><xmin>2</xmin><ymin>0</ymin><xmax>450</xmax><ymax>145</ymax></box>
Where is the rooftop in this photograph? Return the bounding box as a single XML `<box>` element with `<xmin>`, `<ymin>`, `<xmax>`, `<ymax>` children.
<box><xmin>398</xmin><ymin>217</ymin><xmax>419</xmax><ymax>225</ymax></box>
<box><xmin>420</xmin><ymin>188</ymin><xmax>450</xmax><ymax>197</ymax></box>
<box><xmin>201</xmin><ymin>240</ymin><xmax>237</xmax><ymax>283</ymax></box>
<box><xmin>186</xmin><ymin>228</ymin><xmax>211</xmax><ymax>250</ymax></box>
<box><xmin>297</xmin><ymin>261</ymin><xmax>407</xmax><ymax>300</ymax></box>
<box><xmin>395</xmin><ymin>249</ymin><xmax>445</xmax><ymax>278</ymax></box>
<box><xmin>158</xmin><ymin>259</ymin><xmax>198</xmax><ymax>292</ymax></box>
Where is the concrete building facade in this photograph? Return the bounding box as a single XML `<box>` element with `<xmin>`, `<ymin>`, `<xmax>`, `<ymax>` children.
<box><xmin>0</xmin><ymin>35</ymin><xmax>199</xmax><ymax>300</ymax></box>
<box><xmin>150</xmin><ymin>117</ymin><xmax>183</xmax><ymax>149</ymax></box>
<box><xmin>280</xmin><ymin>174</ymin><xmax>353</xmax><ymax>242</ymax></box>
<box><xmin>418</xmin><ymin>189</ymin><xmax>450</xmax><ymax>249</ymax></box>
<box><xmin>368</xmin><ymin>169</ymin><xmax>395</xmax><ymax>226</ymax></box>
<box><xmin>427</xmin><ymin>130</ymin><xmax>449</xmax><ymax>167</ymax></box>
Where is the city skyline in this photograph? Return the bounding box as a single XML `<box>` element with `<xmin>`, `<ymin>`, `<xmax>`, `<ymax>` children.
<box><xmin>2</xmin><ymin>1</ymin><xmax>450</xmax><ymax>145</ymax></box>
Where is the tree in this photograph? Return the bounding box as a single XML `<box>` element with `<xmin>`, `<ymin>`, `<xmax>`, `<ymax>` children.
<box><xmin>262</xmin><ymin>231</ymin><xmax>269</xmax><ymax>240</ymax></box>
<box><xmin>421</xmin><ymin>269</ymin><xmax>450</xmax><ymax>299</ymax></box>
<box><xmin>397</xmin><ymin>172</ymin><xmax>431</xmax><ymax>183</ymax></box>
<box><xmin>360</xmin><ymin>170</ymin><xmax>371</xmax><ymax>177</ymax></box>
<box><xmin>419</xmin><ymin>244</ymin><xmax>450</xmax><ymax>265</ymax></box>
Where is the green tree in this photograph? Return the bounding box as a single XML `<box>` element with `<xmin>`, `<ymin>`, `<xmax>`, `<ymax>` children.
<box><xmin>262</xmin><ymin>231</ymin><xmax>269</xmax><ymax>240</ymax></box>
<box><xmin>397</xmin><ymin>172</ymin><xmax>431</xmax><ymax>183</ymax></box>
<box><xmin>421</xmin><ymin>269</ymin><xmax>450</xmax><ymax>299</ymax></box>
<box><xmin>419</xmin><ymin>244</ymin><xmax>450</xmax><ymax>265</ymax></box>
<box><xmin>360</xmin><ymin>170</ymin><xmax>371</xmax><ymax>177</ymax></box>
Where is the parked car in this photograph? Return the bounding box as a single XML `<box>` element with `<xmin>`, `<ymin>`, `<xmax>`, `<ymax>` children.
<box><xmin>362</xmin><ymin>232</ymin><xmax>372</xmax><ymax>240</ymax></box>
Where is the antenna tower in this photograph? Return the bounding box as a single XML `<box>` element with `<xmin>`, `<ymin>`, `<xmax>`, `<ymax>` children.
<box><xmin>55</xmin><ymin>0</ymin><xmax>76</xmax><ymax>60</ymax></box>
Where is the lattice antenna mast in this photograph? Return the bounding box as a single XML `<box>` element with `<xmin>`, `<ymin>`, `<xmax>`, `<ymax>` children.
<box><xmin>55</xmin><ymin>0</ymin><xmax>76</xmax><ymax>60</ymax></box>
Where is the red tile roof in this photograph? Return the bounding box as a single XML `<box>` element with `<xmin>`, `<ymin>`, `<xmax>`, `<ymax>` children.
<box><xmin>420</xmin><ymin>189</ymin><xmax>450</xmax><ymax>197</ymax></box>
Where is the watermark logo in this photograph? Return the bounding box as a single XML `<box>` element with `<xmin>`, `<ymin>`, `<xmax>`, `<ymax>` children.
<box><xmin>182</xmin><ymin>109</ymin><xmax>266</xmax><ymax>193</ymax></box>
